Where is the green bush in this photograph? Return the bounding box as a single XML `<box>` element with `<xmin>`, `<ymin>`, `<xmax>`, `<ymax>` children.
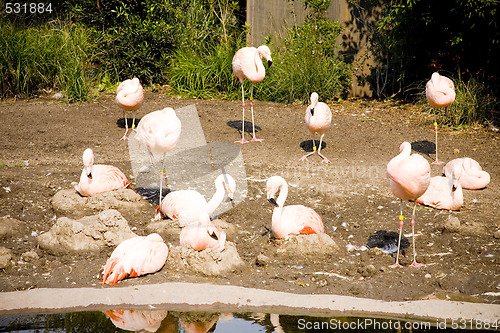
<box><xmin>422</xmin><ymin>74</ymin><xmax>498</xmax><ymax>127</ymax></box>
<box><xmin>258</xmin><ymin>17</ymin><xmax>351</xmax><ymax>103</ymax></box>
<box><xmin>0</xmin><ymin>20</ymin><xmax>93</xmax><ymax>101</ymax></box>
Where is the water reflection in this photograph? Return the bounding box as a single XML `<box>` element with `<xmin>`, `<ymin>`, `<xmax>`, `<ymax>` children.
<box><xmin>0</xmin><ymin>309</ymin><xmax>494</xmax><ymax>332</ymax></box>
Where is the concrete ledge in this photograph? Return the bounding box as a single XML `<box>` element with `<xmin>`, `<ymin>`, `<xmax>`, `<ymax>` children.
<box><xmin>1</xmin><ymin>282</ymin><xmax>498</xmax><ymax>325</ymax></box>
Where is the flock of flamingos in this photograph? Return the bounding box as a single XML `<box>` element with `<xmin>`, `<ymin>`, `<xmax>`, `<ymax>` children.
<box><xmin>72</xmin><ymin>45</ymin><xmax>491</xmax><ymax>286</ymax></box>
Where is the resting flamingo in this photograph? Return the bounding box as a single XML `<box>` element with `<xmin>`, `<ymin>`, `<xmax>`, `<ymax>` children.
<box><xmin>101</xmin><ymin>233</ymin><xmax>168</xmax><ymax>286</ymax></box>
<box><xmin>266</xmin><ymin>176</ymin><xmax>324</xmax><ymax>239</ymax></box>
<box><xmin>155</xmin><ymin>173</ymin><xmax>236</xmax><ymax>221</ymax></box>
<box><xmin>444</xmin><ymin>157</ymin><xmax>490</xmax><ymax>190</ymax></box>
<box><xmin>417</xmin><ymin>164</ymin><xmax>463</xmax><ymax>211</ymax></box>
<box><xmin>180</xmin><ymin>213</ymin><xmax>226</xmax><ymax>251</ymax></box>
<box><xmin>75</xmin><ymin>148</ymin><xmax>129</xmax><ymax>196</ymax></box>
<box><xmin>116</xmin><ymin>78</ymin><xmax>144</xmax><ymax>140</ymax></box>
<box><xmin>425</xmin><ymin>72</ymin><xmax>455</xmax><ymax>164</ymax></box>
<box><xmin>134</xmin><ymin>107</ymin><xmax>181</xmax><ymax>207</ymax></box>
<box><xmin>232</xmin><ymin>45</ymin><xmax>272</xmax><ymax>143</ymax></box>
<box><xmin>300</xmin><ymin>92</ymin><xmax>332</xmax><ymax>163</ymax></box>
<box><xmin>387</xmin><ymin>142</ymin><xmax>430</xmax><ymax>267</ymax></box>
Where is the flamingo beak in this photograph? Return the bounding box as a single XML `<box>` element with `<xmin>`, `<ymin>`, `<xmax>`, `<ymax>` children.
<box><xmin>208</xmin><ymin>230</ymin><xmax>219</xmax><ymax>240</ymax></box>
<box><xmin>445</xmin><ymin>106</ymin><xmax>449</xmax><ymax>116</ymax></box>
<box><xmin>310</xmin><ymin>108</ymin><xmax>315</xmax><ymax>116</ymax></box>
<box><xmin>268</xmin><ymin>197</ymin><xmax>278</xmax><ymax>207</ymax></box>
<box><xmin>268</xmin><ymin>60</ymin><xmax>272</xmax><ymax>68</ymax></box>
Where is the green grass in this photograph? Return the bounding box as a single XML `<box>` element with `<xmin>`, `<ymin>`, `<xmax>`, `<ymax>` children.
<box><xmin>0</xmin><ymin>20</ymin><xmax>94</xmax><ymax>101</ymax></box>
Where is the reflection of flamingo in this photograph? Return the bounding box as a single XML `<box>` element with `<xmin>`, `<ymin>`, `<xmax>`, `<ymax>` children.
<box><xmin>180</xmin><ymin>213</ymin><xmax>226</xmax><ymax>251</ymax></box>
<box><xmin>444</xmin><ymin>157</ymin><xmax>490</xmax><ymax>189</ymax></box>
<box><xmin>425</xmin><ymin>72</ymin><xmax>455</xmax><ymax>165</ymax></box>
<box><xmin>232</xmin><ymin>45</ymin><xmax>272</xmax><ymax>143</ymax></box>
<box><xmin>300</xmin><ymin>92</ymin><xmax>332</xmax><ymax>163</ymax></box>
<box><xmin>75</xmin><ymin>148</ymin><xmax>129</xmax><ymax>196</ymax></box>
<box><xmin>116</xmin><ymin>78</ymin><xmax>144</xmax><ymax>140</ymax></box>
<box><xmin>155</xmin><ymin>174</ymin><xmax>236</xmax><ymax>221</ymax></box>
<box><xmin>104</xmin><ymin>309</ymin><xmax>168</xmax><ymax>332</ymax></box>
<box><xmin>266</xmin><ymin>176</ymin><xmax>324</xmax><ymax>239</ymax></box>
<box><xmin>102</xmin><ymin>233</ymin><xmax>168</xmax><ymax>286</ymax></box>
<box><xmin>387</xmin><ymin>142</ymin><xmax>430</xmax><ymax>267</ymax></box>
<box><xmin>134</xmin><ymin>107</ymin><xmax>181</xmax><ymax>207</ymax></box>
<box><xmin>417</xmin><ymin>164</ymin><xmax>463</xmax><ymax>211</ymax></box>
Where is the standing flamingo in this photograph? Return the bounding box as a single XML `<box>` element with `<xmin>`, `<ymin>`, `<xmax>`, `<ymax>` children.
<box><xmin>386</xmin><ymin>142</ymin><xmax>430</xmax><ymax>267</ymax></box>
<box><xmin>266</xmin><ymin>176</ymin><xmax>324</xmax><ymax>239</ymax></box>
<box><xmin>417</xmin><ymin>164</ymin><xmax>463</xmax><ymax>210</ymax></box>
<box><xmin>425</xmin><ymin>72</ymin><xmax>455</xmax><ymax>164</ymax></box>
<box><xmin>300</xmin><ymin>92</ymin><xmax>332</xmax><ymax>163</ymax></box>
<box><xmin>180</xmin><ymin>213</ymin><xmax>226</xmax><ymax>251</ymax></box>
<box><xmin>444</xmin><ymin>157</ymin><xmax>490</xmax><ymax>190</ymax></box>
<box><xmin>75</xmin><ymin>148</ymin><xmax>130</xmax><ymax>196</ymax></box>
<box><xmin>155</xmin><ymin>173</ymin><xmax>236</xmax><ymax>221</ymax></box>
<box><xmin>232</xmin><ymin>45</ymin><xmax>272</xmax><ymax>143</ymax></box>
<box><xmin>116</xmin><ymin>78</ymin><xmax>144</xmax><ymax>140</ymax></box>
<box><xmin>134</xmin><ymin>107</ymin><xmax>181</xmax><ymax>207</ymax></box>
<box><xmin>101</xmin><ymin>233</ymin><xmax>169</xmax><ymax>286</ymax></box>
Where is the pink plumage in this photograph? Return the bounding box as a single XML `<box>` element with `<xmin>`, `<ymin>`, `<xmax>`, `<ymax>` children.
<box><xmin>300</xmin><ymin>92</ymin><xmax>332</xmax><ymax>163</ymax></box>
<box><xmin>444</xmin><ymin>157</ymin><xmax>490</xmax><ymax>190</ymax></box>
<box><xmin>425</xmin><ymin>72</ymin><xmax>455</xmax><ymax>109</ymax></box>
<box><xmin>417</xmin><ymin>166</ymin><xmax>463</xmax><ymax>211</ymax></box>
<box><xmin>266</xmin><ymin>176</ymin><xmax>324</xmax><ymax>239</ymax></box>
<box><xmin>116</xmin><ymin>77</ymin><xmax>144</xmax><ymax>140</ymax></box>
<box><xmin>232</xmin><ymin>45</ymin><xmax>272</xmax><ymax>143</ymax></box>
<box><xmin>180</xmin><ymin>213</ymin><xmax>226</xmax><ymax>251</ymax></box>
<box><xmin>75</xmin><ymin>148</ymin><xmax>129</xmax><ymax>196</ymax></box>
<box><xmin>387</xmin><ymin>142</ymin><xmax>431</xmax><ymax>202</ymax></box>
<box><xmin>101</xmin><ymin>233</ymin><xmax>168</xmax><ymax>286</ymax></box>
<box><xmin>105</xmin><ymin>309</ymin><xmax>168</xmax><ymax>332</ymax></box>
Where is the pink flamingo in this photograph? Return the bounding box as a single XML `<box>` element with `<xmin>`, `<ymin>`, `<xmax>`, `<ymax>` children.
<box><xmin>232</xmin><ymin>45</ymin><xmax>272</xmax><ymax>143</ymax></box>
<box><xmin>417</xmin><ymin>164</ymin><xmax>463</xmax><ymax>210</ymax></box>
<box><xmin>104</xmin><ymin>309</ymin><xmax>168</xmax><ymax>332</ymax></box>
<box><xmin>387</xmin><ymin>141</ymin><xmax>431</xmax><ymax>267</ymax></box>
<box><xmin>180</xmin><ymin>213</ymin><xmax>226</xmax><ymax>251</ymax></box>
<box><xmin>444</xmin><ymin>157</ymin><xmax>490</xmax><ymax>190</ymax></box>
<box><xmin>425</xmin><ymin>72</ymin><xmax>455</xmax><ymax>164</ymax></box>
<box><xmin>101</xmin><ymin>233</ymin><xmax>168</xmax><ymax>286</ymax></box>
<box><xmin>155</xmin><ymin>174</ymin><xmax>236</xmax><ymax>221</ymax></box>
<box><xmin>115</xmin><ymin>78</ymin><xmax>144</xmax><ymax>140</ymax></box>
<box><xmin>300</xmin><ymin>92</ymin><xmax>332</xmax><ymax>163</ymax></box>
<box><xmin>266</xmin><ymin>176</ymin><xmax>324</xmax><ymax>239</ymax></box>
<box><xmin>134</xmin><ymin>107</ymin><xmax>181</xmax><ymax>207</ymax></box>
<box><xmin>74</xmin><ymin>148</ymin><xmax>129</xmax><ymax>196</ymax></box>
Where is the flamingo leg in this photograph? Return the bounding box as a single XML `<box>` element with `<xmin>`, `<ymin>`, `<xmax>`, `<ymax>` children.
<box><xmin>432</xmin><ymin>109</ymin><xmax>443</xmax><ymax>165</ymax></box>
<box><xmin>409</xmin><ymin>201</ymin><xmax>425</xmax><ymax>267</ymax></box>
<box><xmin>317</xmin><ymin>134</ymin><xmax>330</xmax><ymax>163</ymax></box>
<box><xmin>250</xmin><ymin>83</ymin><xmax>263</xmax><ymax>142</ymax></box>
<box><xmin>121</xmin><ymin>110</ymin><xmax>129</xmax><ymax>140</ymax></box>
<box><xmin>300</xmin><ymin>137</ymin><xmax>316</xmax><ymax>161</ymax></box>
<box><xmin>235</xmin><ymin>83</ymin><xmax>249</xmax><ymax>144</ymax></box>
<box><xmin>159</xmin><ymin>152</ymin><xmax>166</xmax><ymax>207</ymax></box>
<box><xmin>391</xmin><ymin>200</ymin><xmax>405</xmax><ymax>268</ymax></box>
<box><xmin>131</xmin><ymin>112</ymin><xmax>136</xmax><ymax>132</ymax></box>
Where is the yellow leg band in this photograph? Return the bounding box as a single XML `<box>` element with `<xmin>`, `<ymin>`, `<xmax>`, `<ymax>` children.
<box><xmin>399</xmin><ymin>215</ymin><xmax>404</xmax><ymax>221</ymax></box>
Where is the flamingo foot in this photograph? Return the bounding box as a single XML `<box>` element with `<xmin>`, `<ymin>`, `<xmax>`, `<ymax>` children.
<box><xmin>234</xmin><ymin>138</ymin><xmax>249</xmax><ymax>144</ymax></box>
<box><xmin>251</xmin><ymin>137</ymin><xmax>264</xmax><ymax>142</ymax></box>
<box><xmin>300</xmin><ymin>156</ymin><xmax>308</xmax><ymax>161</ymax></box>
<box><xmin>410</xmin><ymin>261</ymin><xmax>425</xmax><ymax>267</ymax></box>
<box><xmin>120</xmin><ymin>135</ymin><xmax>128</xmax><ymax>141</ymax></box>
<box><xmin>321</xmin><ymin>157</ymin><xmax>330</xmax><ymax>164</ymax></box>
<box><xmin>432</xmin><ymin>160</ymin><xmax>444</xmax><ymax>165</ymax></box>
<box><xmin>390</xmin><ymin>263</ymin><xmax>403</xmax><ymax>268</ymax></box>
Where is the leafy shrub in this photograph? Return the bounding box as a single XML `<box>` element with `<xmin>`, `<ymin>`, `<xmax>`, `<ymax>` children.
<box><xmin>422</xmin><ymin>74</ymin><xmax>498</xmax><ymax>127</ymax></box>
<box><xmin>0</xmin><ymin>19</ymin><xmax>93</xmax><ymax>101</ymax></box>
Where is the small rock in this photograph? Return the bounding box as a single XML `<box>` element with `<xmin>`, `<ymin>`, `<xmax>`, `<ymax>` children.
<box><xmin>52</xmin><ymin>92</ymin><xmax>64</xmax><ymax>99</ymax></box>
<box><xmin>21</xmin><ymin>250</ymin><xmax>39</xmax><ymax>262</ymax></box>
<box><xmin>359</xmin><ymin>264</ymin><xmax>377</xmax><ymax>278</ymax></box>
<box><xmin>0</xmin><ymin>217</ymin><xmax>29</xmax><ymax>239</ymax></box>
<box><xmin>0</xmin><ymin>247</ymin><xmax>12</xmax><ymax>269</ymax></box>
<box><xmin>367</xmin><ymin>247</ymin><xmax>384</xmax><ymax>256</ymax></box>
<box><xmin>255</xmin><ymin>254</ymin><xmax>271</xmax><ymax>267</ymax></box>
<box><xmin>493</xmin><ymin>230</ymin><xmax>500</xmax><ymax>239</ymax></box>
<box><xmin>453</xmin><ymin>149</ymin><xmax>460</xmax><ymax>155</ymax></box>
<box><xmin>442</xmin><ymin>216</ymin><xmax>461</xmax><ymax>233</ymax></box>
<box><xmin>425</xmin><ymin>273</ymin><xmax>432</xmax><ymax>279</ymax></box>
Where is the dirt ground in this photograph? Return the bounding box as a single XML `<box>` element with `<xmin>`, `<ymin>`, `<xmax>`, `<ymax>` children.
<box><xmin>0</xmin><ymin>90</ymin><xmax>499</xmax><ymax>304</ymax></box>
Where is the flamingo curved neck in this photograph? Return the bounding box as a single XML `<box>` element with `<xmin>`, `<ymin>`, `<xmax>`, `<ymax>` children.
<box><xmin>276</xmin><ymin>180</ymin><xmax>288</xmax><ymax>208</ymax></box>
<box><xmin>207</xmin><ymin>179</ymin><xmax>225</xmax><ymax>215</ymax></box>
